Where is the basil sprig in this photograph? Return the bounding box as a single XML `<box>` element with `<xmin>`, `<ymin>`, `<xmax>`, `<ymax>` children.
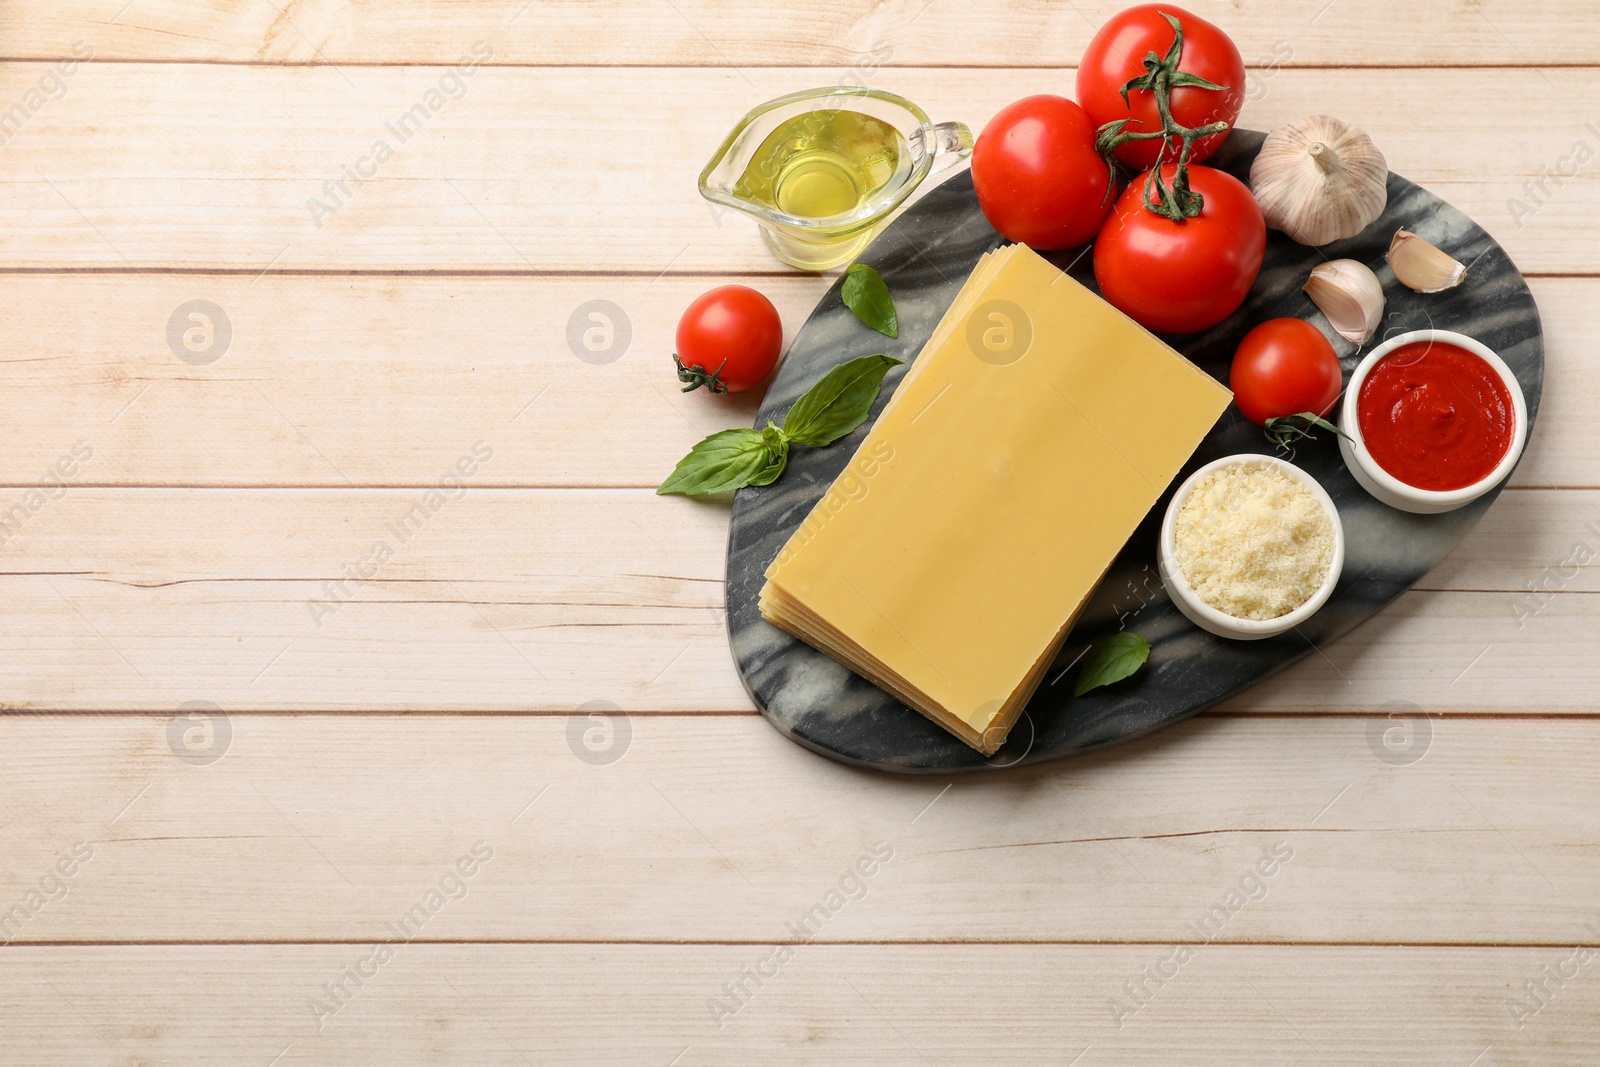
<box><xmin>1074</xmin><ymin>632</ymin><xmax>1151</xmax><ymax>697</ymax></box>
<box><xmin>841</xmin><ymin>264</ymin><xmax>898</xmax><ymax>339</ymax></box>
<box><xmin>783</xmin><ymin>354</ymin><xmax>901</xmax><ymax>447</ymax></box>
<box><xmin>658</xmin><ymin>354</ymin><xmax>902</xmax><ymax>496</ymax></box>
<box><xmin>748</xmin><ymin>424</ymin><xmax>790</xmax><ymax>486</ymax></box>
<box><xmin>654</xmin><ymin>428</ymin><xmax>772</xmax><ymax>496</ymax></box>
<box><xmin>1264</xmin><ymin>411</ymin><xmax>1351</xmax><ymax>452</ymax></box>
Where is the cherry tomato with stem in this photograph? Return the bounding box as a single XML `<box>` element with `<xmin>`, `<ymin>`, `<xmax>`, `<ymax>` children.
<box><xmin>1230</xmin><ymin>318</ymin><xmax>1344</xmax><ymax>426</ymax></box>
<box><xmin>673</xmin><ymin>285</ymin><xmax>783</xmax><ymax>394</ymax></box>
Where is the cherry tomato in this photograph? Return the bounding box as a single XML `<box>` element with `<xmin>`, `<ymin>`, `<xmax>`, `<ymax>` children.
<box><xmin>971</xmin><ymin>95</ymin><xmax>1114</xmax><ymax>250</ymax></box>
<box><xmin>1076</xmin><ymin>4</ymin><xmax>1245</xmax><ymax>171</ymax></box>
<box><xmin>1230</xmin><ymin>319</ymin><xmax>1344</xmax><ymax>425</ymax></box>
<box><xmin>1093</xmin><ymin>164</ymin><xmax>1265</xmax><ymax>335</ymax></box>
<box><xmin>673</xmin><ymin>285</ymin><xmax>783</xmax><ymax>394</ymax></box>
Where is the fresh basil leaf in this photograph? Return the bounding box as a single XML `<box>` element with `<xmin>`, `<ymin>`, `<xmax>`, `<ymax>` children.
<box><xmin>660</xmin><ymin>356</ymin><xmax>900</xmax><ymax>498</ymax></box>
<box><xmin>657</xmin><ymin>427</ymin><xmax>773</xmax><ymax>496</ymax></box>
<box><xmin>782</xmin><ymin>354</ymin><xmax>903</xmax><ymax>448</ymax></box>
<box><xmin>1264</xmin><ymin>411</ymin><xmax>1351</xmax><ymax>451</ymax></box>
<box><xmin>1073</xmin><ymin>632</ymin><xmax>1151</xmax><ymax>697</ymax></box>
<box><xmin>746</xmin><ymin>424</ymin><xmax>790</xmax><ymax>487</ymax></box>
<box><xmin>841</xmin><ymin>263</ymin><xmax>899</xmax><ymax>339</ymax></box>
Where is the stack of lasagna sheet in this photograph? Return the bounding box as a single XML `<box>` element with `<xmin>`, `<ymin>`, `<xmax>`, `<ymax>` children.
<box><xmin>761</xmin><ymin>244</ymin><xmax>1231</xmax><ymax>754</ymax></box>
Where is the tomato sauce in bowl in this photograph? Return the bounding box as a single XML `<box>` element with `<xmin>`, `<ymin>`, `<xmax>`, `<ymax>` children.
<box><xmin>1356</xmin><ymin>340</ymin><xmax>1516</xmax><ymax>492</ymax></box>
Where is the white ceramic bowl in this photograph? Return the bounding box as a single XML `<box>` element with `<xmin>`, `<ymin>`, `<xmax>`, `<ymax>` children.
<box><xmin>1338</xmin><ymin>329</ymin><xmax>1528</xmax><ymax>515</ymax></box>
<box><xmin>1157</xmin><ymin>454</ymin><xmax>1345</xmax><ymax>641</ymax></box>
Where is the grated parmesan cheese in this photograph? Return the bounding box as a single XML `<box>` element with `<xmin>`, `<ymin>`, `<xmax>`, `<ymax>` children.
<box><xmin>1173</xmin><ymin>462</ymin><xmax>1335</xmax><ymax>621</ymax></box>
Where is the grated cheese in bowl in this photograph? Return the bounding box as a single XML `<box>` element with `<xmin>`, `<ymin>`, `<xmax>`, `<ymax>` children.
<box><xmin>1173</xmin><ymin>461</ymin><xmax>1336</xmax><ymax>621</ymax></box>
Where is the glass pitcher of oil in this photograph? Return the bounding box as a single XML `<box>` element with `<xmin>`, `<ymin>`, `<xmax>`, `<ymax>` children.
<box><xmin>700</xmin><ymin>87</ymin><xmax>973</xmax><ymax>271</ymax></box>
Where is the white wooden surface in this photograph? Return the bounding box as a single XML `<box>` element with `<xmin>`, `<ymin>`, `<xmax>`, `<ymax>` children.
<box><xmin>1</xmin><ymin>2</ymin><xmax>1597</xmax><ymax>1064</ymax></box>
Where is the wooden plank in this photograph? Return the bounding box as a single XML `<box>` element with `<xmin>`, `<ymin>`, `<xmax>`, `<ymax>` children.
<box><xmin>0</xmin><ymin>488</ymin><xmax>743</xmax><ymax>712</ymax></box>
<box><xmin>1215</xmin><ymin>585</ymin><xmax>1600</xmax><ymax>712</ymax></box>
<box><xmin>0</xmin><ymin>272</ymin><xmax>831</xmax><ymax>489</ymax></box>
<box><xmin>5</xmin><ymin>943</ymin><xmax>1595</xmax><ymax>1065</ymax></box>
<box><xmin>0</xmin><ymin>64</ymin><xmax>1595</xmax><ymax>274</ymax></box>
<box><xmin>1</xmin><ymin>714</ymin><xmax>1596</xmax><ymax>944</ymax></box>
<box><xmin>1518</xmin><ymin>279</ymin><xmax>1598</xmax><ymax>489</ymax></box>
<box><xmin>0</xmin><ymin>486</ymin><xmax>1595</xmax><ymax>712</ymax></box>
<box><xmin>6</xmin><ymin>0</ymin><xmax>1598</xmax><ymax>67</ymax></box>
<box><xmin>1423</xmin><ymin>487</ymin><xmax>1600</xmax><ymax>593</ymax></box>
<box><xmin>2</xmin><ymin>943</ymin><xmax>1597</xmax><ymax>1064</ymax></box>
<box><xmin>0</xmin><ymin>274</ymin><xmax>1584</xmax><ymax>489</ymax></box>
<box><xmin>0</xmin><ymin>489</ymin><xmax>1587</xmax><ymax>713</ymax></box>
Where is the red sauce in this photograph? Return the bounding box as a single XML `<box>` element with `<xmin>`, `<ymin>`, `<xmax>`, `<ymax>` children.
<box><xmin>1357</xmin><ymin>341</ymin><xmax>1515</xmax><ymax>492</ymax></box>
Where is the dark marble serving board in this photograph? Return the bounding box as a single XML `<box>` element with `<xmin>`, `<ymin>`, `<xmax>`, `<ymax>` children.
<box><xmin>724</xmin><ymin>129</ymin><xmax>1545</xmax><ymax>774</ymax></box>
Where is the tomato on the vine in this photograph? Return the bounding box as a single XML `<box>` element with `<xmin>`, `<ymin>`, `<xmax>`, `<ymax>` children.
<box><xmin>970</xmin><ymin>95</ymin><xmax>1114</xmax><ymax>250</ymax></box>
<box><xmin>1229</xmin><ymin>319</ymin><xmax>1344</xmax><ymax>426</ymax></box>
<box><xmin>673</xmin><ymin>285</ymin><xmax>783</xmax><ymax>394</ymax></box>
<box><xmin>1093</xmin><ymin>164</ymin><xmax>1265</xmax><ymax>335</ymax></box>
<box><xmin>1077</xmin><ymin>4</ymin><xmax>1245</xmax><ymax>171</ymax></box>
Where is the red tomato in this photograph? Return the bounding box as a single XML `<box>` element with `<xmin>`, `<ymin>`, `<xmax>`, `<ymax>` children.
<box><xmin>674</xmin><ymin>285</ymin><xmax>783</xmax><ymax>393</ymax></box>
<box><xmin>1076</xmin><ymin>4</ymin><xmax>1245</xmax><ymax>171</ymax></box>
<box><xmin>1093</xmin><ymin>165</ymin><xmax>1265</xmax><ymax>335</ymax></box>
<box><xmin>1230</xmin><ymin>319</ymin><xmax>1344</xmax><ymax>425</ymax></box>
<box><xmin>971</xmin><ymin>95</ymin><xmax>1114</xmax><ymax>250</ymax></box>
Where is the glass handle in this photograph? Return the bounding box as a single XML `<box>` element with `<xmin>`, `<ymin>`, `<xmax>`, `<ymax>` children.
<box><xmin>929</xmin><ymin>120</ymin><xmax>974</xmax><ymax>174</ymax></box>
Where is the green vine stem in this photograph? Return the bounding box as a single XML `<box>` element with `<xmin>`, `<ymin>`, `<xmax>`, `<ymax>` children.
<box><xmin>673</xmin><ymin>353</ymin><xmax>729</xmax><ymax>393</ymax></box>
<box><xmin>1095</xmin><ymin>11</ymin><xmax>1233</xmax><ymax>222</ymax></box>
<box><xmin>1264</xmin><ymin>412</ymin><xmax>1351</xmax><ymax>452</ymax></box>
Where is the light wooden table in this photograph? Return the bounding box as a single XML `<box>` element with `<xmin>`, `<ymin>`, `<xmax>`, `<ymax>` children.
<box><xmin>0</xmin><ymin>1</ymin><xmax>1595</xmax><ymax>1063</ymax></box>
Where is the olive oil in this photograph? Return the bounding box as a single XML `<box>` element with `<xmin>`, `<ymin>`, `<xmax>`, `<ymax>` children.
<box><xmin>733</xmin><ymin>109</ymin><xmax>911</xmax><ymax>220</ymax></box>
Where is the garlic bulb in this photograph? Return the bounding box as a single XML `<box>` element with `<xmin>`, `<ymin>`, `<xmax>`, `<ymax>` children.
<box><xmin>1388</xmin><ymin>229</ymin><xmax>1467</xmax><ymax>292</ymax></box>
<box><xmin>1304</xmin><ymin>260</ymin><xmax>1385</xmax><ymax>343</ymax></box>
<box><xmin>1250</xmin><ymin>115</ymin><xmax>1389</xmax><ymax>246</ymax></box>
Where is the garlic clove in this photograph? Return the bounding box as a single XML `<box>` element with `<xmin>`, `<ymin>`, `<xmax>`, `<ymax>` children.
<box><xmin>1388</xmin><ymin>229</ymin><xmax>1467</xmax><ymax>293</ymax></box>
<box><xmin>1250</xmin><ymin>115</ymin><xmax>1389</xmax><ymax>247</ymax></box>
<box><xmin>1303</xmin><ymin>259</ymin><xmax>1385</xmax><ymax>343</ymax></box>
